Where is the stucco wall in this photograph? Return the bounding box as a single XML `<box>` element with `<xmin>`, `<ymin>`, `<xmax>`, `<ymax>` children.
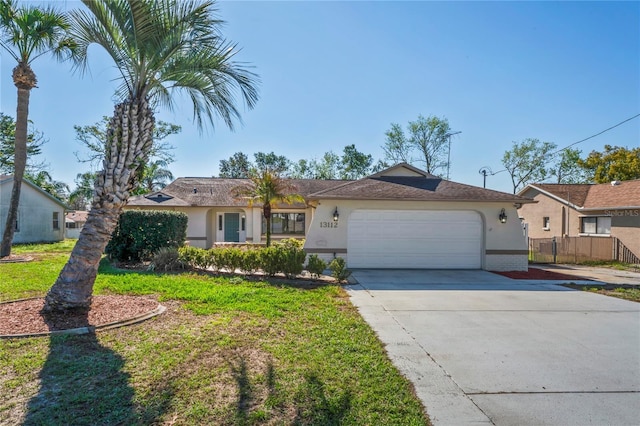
<box><xmin>518</xmin><ymin>189</ymin><xmax>581</xmax><ymax>238</ymax></box>
<box><xmin>304</xmin><ymin>200</ymin><xmax>527</xmax><ymax>270</ymax></box>
<box><xmin>612</xmin><ymin>214</ymin><xmax>640</xmax><ymax>258</ymax></box>
<box><xmin>0</xmin><ymin>182</ymin><xmax>65</xmax><ymax>243</ymax></box>
<box><xmin>125</xmin><ymin>204</ymin><xmax>315</xmax><ymax>248</ymax></box>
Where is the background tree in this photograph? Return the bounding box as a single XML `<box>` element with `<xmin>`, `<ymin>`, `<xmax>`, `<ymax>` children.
<box><xmin>24</xmin><ymin>170</ymin><xmax>69</xmax><ymax>201</ymax></box>
<box><xmin>0</xmin><ymin>113</ymin><xmax>46</xmax><ymax>175</ymax></box>
<box><xmin>578</xmin><ymin>145</ymin><xmax>640</xmax><ymax>183</ymax></box>
<box><xmin>339</xmin><ymin>144</ymin><xmax>373</xmax><ymax>179</ymax></box>
<box><xmin>309</xmin><ymin>151</ymin><xmax>340</xmax><ymax>179</ymax></box>
<box><xmin>218</xmin><ymin>151</ymin><xmax>251</xmax><ymax>178</ymax></box>
<box><xmin>383</xmin><ymin>123</ymin><xmax>412</xmax><ymax>164</ymax></box>
<box><xmin>382</xmin><ymin>114</ymin><xmax>452</xmax><ymax>176</ymax></box>
<box><xmin>45</xmin><ymin>0</ymin><xmax>259</xmax><ymax>312</ymax></box>
<box><xmin>289</xmin><ymin>158</ymin><xmax>314</xmax><ymax>179</ymax></box>
<box><xmin>253</xmin><ymin>151</ymin><xmax>290</xmax><ymax>174</ymax></box>
<box><xmin>0</xmin><ymin>0</ymin><xmax>73</xmax><ymax>257</ymax></box>
<box><xmin>549</xmin><ymin>148</ymin><xmax>590</xmax><ymax>184</ymax></box>
<box><xmin>68</xmin><ymin>171</ymin><xmax>96</xmax><ymax>210</ymax></box>
<box><xmin>231</xmin><ymin>169</ymin><xmax>303</xmax><ymax>247</ymax></box>
<box><xmin>501</xmin><ymin>138</ymin><xmax>557</xmax><ymax>193</ymax></box>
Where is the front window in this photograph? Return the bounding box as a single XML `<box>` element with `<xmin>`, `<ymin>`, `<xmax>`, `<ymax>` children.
<box><xmin>581</xmin><ymin>216</ymin><xmax>611</xmax><ymax>235</ymax></box>
<box><xmin>53</xmin><ymin>212</ymin><xmax>60</xmax><ymax>230</ymax></box>
<box><xmin>262</xmin><ymin>213</ymin><xmax>305</xmax><ymax>235</ymax></box>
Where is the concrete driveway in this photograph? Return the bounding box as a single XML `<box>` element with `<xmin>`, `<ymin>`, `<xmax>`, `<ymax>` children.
<box><xmin>347</xmin><ymin>270</ymin><xmax>640</xmax><ymax>425</ymax></box>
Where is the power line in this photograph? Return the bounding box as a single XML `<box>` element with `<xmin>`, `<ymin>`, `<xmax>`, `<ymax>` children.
<box><xmin>487</xmin><ymin>113</ymin><xmax>640</xmax><ymax>177</ymax></box>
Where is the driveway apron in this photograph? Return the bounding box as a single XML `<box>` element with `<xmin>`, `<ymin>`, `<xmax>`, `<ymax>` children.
<box><xmin>347</xmin><ymin>270</ymin><xmax>640</xmax><ymax>426</ymax></box>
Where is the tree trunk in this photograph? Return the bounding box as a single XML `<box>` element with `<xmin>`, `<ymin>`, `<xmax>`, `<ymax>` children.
<box><xmin>1</xmin><ymin>63</ymin><xmax>35</xmax><ymax>258</ymax></box>
<box><xmin>44</xmin><ymin>98</ymin><xmax>154</xmax><ymax>312</ymax></box>
<box><xmin>264</xmin><ymin>203</ymin><xmax>271</xmax><ymax>247</ymax></box>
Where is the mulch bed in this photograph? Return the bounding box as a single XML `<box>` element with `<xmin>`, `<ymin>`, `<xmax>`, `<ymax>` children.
<box><xmin>0</xmin><ymin>254</ymin><xmax>34</xmax><ymax>263</ymax></box>
<box><xmin>493</xmin><ymin>267</ymin><xmax>592</xmax><ymax>281</ymax></box>
<box><xmin>0</xmin><ymin>295</ymin><xmax>160</xmax><ymax>336</ymax></box>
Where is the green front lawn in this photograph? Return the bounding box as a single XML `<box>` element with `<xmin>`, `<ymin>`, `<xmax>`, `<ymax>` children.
<box><xmin>0</xmin><ymin>241</ymin><xmax>429</xmax><ymax>425</ymax></box>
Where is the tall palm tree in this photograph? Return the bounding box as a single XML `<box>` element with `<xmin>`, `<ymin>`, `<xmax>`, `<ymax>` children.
<box><xmin>232</xmin><ymin>169</ymin><xmax>303</xmax><ymax>247</ymax></box>
<box><xmin>44</xmin><ymin>0</ymin><xmax>259</xmax><ymax>312</ymax></box>
<box><xmin>0</xmin><ymin>0</ymin><xmax>73</xmax><ymax>257</ymax></box>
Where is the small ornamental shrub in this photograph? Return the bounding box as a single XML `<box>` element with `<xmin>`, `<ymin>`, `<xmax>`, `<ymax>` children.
<box><xmin>149</xmin><ymin>247</ymin><xmax>184</xmax><ymax>271</ymax></box>
<box><xmin>329</xmin><ymin>257</ymin><xmax>351</xmax><ymax>283</ymax></box>
<box><xmin>178</xmin><ymin>246</ymin><xmax>210</xmax><ymax>269</ymax></box>
<box><xmin>306</xmin><ymin>254</ymin><xmax>327</xmax><ymax>279</ymax></box>
<box><xmin>215</xmin><ymin>247</ymin><xmax>244</xmax><ymax>273</ymax></box>
<box><xmin>260</xmin><ymin>246</ymin><xmax>282</xmax><ymax>277</ymax></box>
<box><xmin>240</xmin><ymin>248</ymin><xmax>261</xmax><ymax>275</ymax></box>
<box><xmin>278</xmin><ymin>240</ymin><xmax>306</xmax><ymax>279</ymax></box>
<box><xmin>106</xmin><ymin>210</ymin><xmax>187</xmax><ymax>261</ymax></box>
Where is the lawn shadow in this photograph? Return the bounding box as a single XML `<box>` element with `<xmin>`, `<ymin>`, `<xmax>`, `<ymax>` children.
<box><xmin>24</xmin><ymin>310</ymin><xmax>173</xmax><ymax>426</ymax></box>
<box><xmin>294</xmin><ymin>372</ymin><xmax>352</xmax><ymax>425</ymax></box>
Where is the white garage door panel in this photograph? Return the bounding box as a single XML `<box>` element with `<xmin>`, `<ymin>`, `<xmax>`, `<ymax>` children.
<box><xmin>348</xmin><ymin>210</ymin><xmax>482</xmax><ymax>269</ymax></box>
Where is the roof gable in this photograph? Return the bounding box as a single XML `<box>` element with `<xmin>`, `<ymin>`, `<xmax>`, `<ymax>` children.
<box><xmin>521</xmin><ymin>180</ymin><xmax>640</xmax><ymax>209</ymax></box>
<box><xmin>1</xmin><ymin>175</ymin><xmax>68</xmax><ymax>209</ymax></box>
<box><xmin>369</xmin><ymin>162</ymin><xmax>432</xmax><ymax>178</ymax></box>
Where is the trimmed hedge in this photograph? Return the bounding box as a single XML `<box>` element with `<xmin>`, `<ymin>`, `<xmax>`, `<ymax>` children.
<box><xmin>106</xmin><ymin>210</ymin><xmax>188</xmax><ymax>261</ymax></box>
<box><xmin>176</xmin><ymin>238</ymin><xmax>327</xmax><ymax>280</ymax></box>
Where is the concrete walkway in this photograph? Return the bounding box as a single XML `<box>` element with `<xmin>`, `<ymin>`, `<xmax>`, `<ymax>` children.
<box><xmin>347</xmin><ymin>270</ymin><xmax>640</xmax><ymax>425</ymax></box>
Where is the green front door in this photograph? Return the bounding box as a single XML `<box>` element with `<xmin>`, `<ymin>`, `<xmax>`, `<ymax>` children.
<box><xmin>224</xmin><ymin>213</ymin><xmax>240</xmax><ymax>242</ymax></box>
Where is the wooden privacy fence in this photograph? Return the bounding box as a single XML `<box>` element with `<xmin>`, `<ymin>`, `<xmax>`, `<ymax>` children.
<box><xmin>529</xmin><ymin>236</ymin><xmax>640</xmax><ymax>265</ymax></box>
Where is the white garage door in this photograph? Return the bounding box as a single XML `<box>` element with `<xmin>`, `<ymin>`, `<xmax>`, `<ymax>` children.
<box><xmin>347</xmin><ymin>210</ymin><xmax>482</xmax><ymax>269</ymax></box>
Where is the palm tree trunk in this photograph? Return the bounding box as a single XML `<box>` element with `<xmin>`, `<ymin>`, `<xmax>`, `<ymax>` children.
<box><xmin>1</xmin><ymin>65</ymin><xmax>33</xmax><ymax>258</ymax></box>
<box><xmin>44</xmin><ymin>98</ymin><xmax>154</xmax><ymax>312</ymax></box>
<box><xmin>264</xmin><ymin>203</ymin><xmax>272</xmax><ymax>247</ymax></box>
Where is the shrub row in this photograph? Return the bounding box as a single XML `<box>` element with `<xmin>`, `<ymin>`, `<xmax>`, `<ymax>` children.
<box><xmin>152</xmin><ymin>238</ymin><xmax>349</xmax><ymax>282</ymax></box>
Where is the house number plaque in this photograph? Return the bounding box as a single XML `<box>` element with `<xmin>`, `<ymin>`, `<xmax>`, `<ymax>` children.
<box><xmin>319</xmin><ymin>222</ymin><xmax>338</xmax><ymax>228</ymax></box>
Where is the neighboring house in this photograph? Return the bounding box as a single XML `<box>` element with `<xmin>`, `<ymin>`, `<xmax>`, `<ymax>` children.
<box><xmin>0</xmin><ymin>175</ymin><xmax>67</xmax><ymax>244</ymax></box>
<box><xmin>127</xmin><ymin>163</ymin><xmax>534</xmax><ymax>271</ymax></box>
<box><xmin>65</xmin><ymin>210</ymin><xmax>89</xmax><ymax>239</ymax></box>
<box><xmin>518</xmin><ymin>180</ymin><xmax>640</xmax><ymax>257</ymax></box>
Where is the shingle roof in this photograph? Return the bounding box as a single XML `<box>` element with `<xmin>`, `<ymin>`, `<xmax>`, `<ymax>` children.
<box><xmin>127</xmin><ymin>178</ymin><xmax>347</xmax><ymax>208</ymax></box>
<box><xmin>65</xmin><ymin>210</ymin><xmax>89</xmax><ymax>223</ymax></box>
<box><xmin>522</xmin><ymin>180</ymin><xmax>640</xmax><ymax>209</ymax></box>
<box><xmin>127</xmin><ymin>164</ymin><xmax>534</xmax><ymax>207</ymax></box>
<box><xmin>309</xmin><ymin>175</ymin><xmax>533</xmax><ymax>203</ymax></box>
<box><xmin>526</xmin><ymin>184</ymin><xmax>592</xmax><ymax>207</ymax></box>
<box><xmin>583</xmin><ymin>180</ymin><xmax>640</xmax><ymax>209</ymax></box>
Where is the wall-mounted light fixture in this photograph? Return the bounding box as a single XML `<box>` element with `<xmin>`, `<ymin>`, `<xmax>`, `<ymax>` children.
<box><xmin>333</xmin><ymin>207</ymin><xmax>339</xmax><ymax>222</ymax></box>
<box><xmin>499</xmin><ymin>208</ymin><xmax>508</xmax><ymax>224</ymax></box>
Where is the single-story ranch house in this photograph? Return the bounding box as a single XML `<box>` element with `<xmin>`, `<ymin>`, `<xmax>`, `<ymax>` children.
<box><xmin>0</xmin><ymin>175</ymin><xmax>67</xmax><ymax>244</ymax></box>
<box><xmin>126</xmin><ymin>163</ymin><xmax>534</xmax><ymax>271</ymax></box>
<box><xmin>518</xmin><ymin>180</ymin><xmax>640</xmax><ymax>258</ymax></box>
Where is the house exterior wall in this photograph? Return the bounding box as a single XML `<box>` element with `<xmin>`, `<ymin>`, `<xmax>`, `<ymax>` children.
<box><xmin>124</xmin><ymin>204</ymin><xmax>315</xmax><ymax>248</ymax></box>
<box><xmin>609</xmin><ymin>210</ymin><xmax>640</xmax><ymax>257</ymax></box>
<box><xmin>517</xmin><ymin>188</ymin><xmax>581</xmax><ymax>238</ymax></box>
<box><xmin>517</xmin><ymin>191</ymin><xmax>640</xmax><ymax>258</ymax></box>
<box><xmin>304</xmin><ymin>200</ymin><xmax>527</xmax><ymax>271</ymax></box>
<box><xmin>0</xmin><ymin>182</ymin><xmax>65</xmax><ymax>243</ymax></box>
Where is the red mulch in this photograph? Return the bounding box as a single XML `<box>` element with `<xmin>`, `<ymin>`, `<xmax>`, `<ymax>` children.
<box><xmin>0</xmin><ymin>295</ymin><xmax>160</xmax><ymax>336</ymax></box>
<box><xmin>493</xmin><ymin>268</ymin><xmax>592</xmax><ymax>281</ymax></box>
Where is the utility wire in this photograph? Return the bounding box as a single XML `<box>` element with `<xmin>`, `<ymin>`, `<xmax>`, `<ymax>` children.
<box><xmin>488</xmin><ymin>113</ymin><xmax>640</xmax><ymax>176</ymax></box>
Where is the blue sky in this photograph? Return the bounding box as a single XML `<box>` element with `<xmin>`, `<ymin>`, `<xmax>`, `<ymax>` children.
<box><xmin>1</xmin><ymin>1</ymin><xmax>638</xmax><ymax>194</ymax></box>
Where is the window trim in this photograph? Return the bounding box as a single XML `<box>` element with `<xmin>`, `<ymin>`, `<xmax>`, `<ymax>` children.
<box><xmin>579</xmin><ymin>216</ymin><xmax>611</xmax><ymax>235</ymax></box>
<box><xmin>53</xmin><ymin>212</ymin><xmax>60</xmax><ymax>230</ymax></box>
<box><xmin>261</xmin><ymin>212</ymin><xmax>306</xmax><ymax>235</ymax></box>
